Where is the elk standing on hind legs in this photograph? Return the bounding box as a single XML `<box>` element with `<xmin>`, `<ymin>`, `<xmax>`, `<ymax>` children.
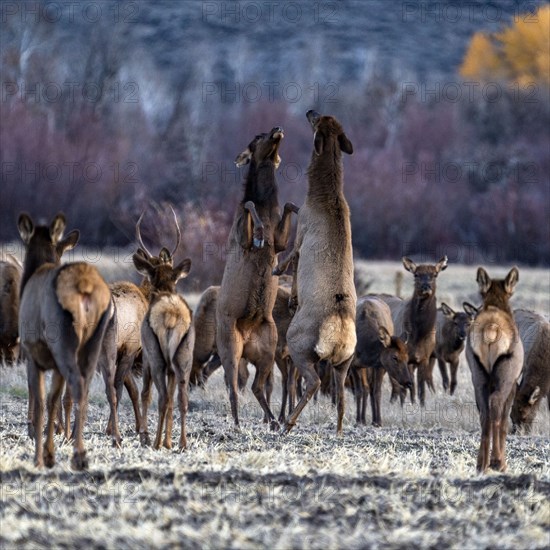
<box><xmin>133</xmin><ymin>246</ymin><xmax>195</xmax><ymax>450</ymax></box>
<box><xmin>275</xmin><ymin>110</ymin><xmax>356</xmax><ymax>435</ymax></box>
<box><xmin>18</xmin><ymin>213</ymin><xmax>111</xmax><ymax>469</ymax></box>
<box><xmin>466</xmin><ymin>267</ymin><xmax>523</xmax><ymax>473</ymax></box>
<box><xmin>216</xmin><ymin>127</ymin><xmax>298</xmax><ymax>430</ymax></box>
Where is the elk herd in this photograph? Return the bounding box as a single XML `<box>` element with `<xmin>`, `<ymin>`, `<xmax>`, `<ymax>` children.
<box><xmin>1</xmin><ymin>111</ymin><xmax>548</xmax><ymax>474</ymax></box>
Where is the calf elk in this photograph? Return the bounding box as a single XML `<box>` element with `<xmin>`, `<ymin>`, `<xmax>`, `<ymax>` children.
<box><xmin>429</xmin><ymin>302</ymin><xmax>477</xmax><ymax>395</ymax></box>
<box><xmin>18</xmin><ymin>213</ymin><xmax>111</xmax><ymax>469</ymax></box>
<box><xmin>133</xmin><ymin>246</ymin><xmax>195</xmax><ymax>450</ymax></box>
<box><xmin>466</xmin><ymin>267</ymin><xmax>523</xmax><ymax>472</ymax></box>
<box><xmin>510</xmin><ymin>308</ymin><xmax>550</xmax><ymax>433</ymax></box>
<box><xmin>275</xmin><ymin>110</ymin><xmax>356</xmax><ymax>435</ymax></box>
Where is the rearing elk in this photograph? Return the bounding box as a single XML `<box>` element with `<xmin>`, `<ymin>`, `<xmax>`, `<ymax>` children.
<box><xmin>18</xmin><ymin>213</ymin><xmax>111</xmax><ymax>469</ymax></box>
<box><xmin>133</xmin><ymin>243</ymin><xmax>195</xmax><ymax>450</ymax></box>
<box><xmin>466</xmin><ymin>267</ymin><xmax>523</xmax><ymax>473</ymax></box>
<box><xmin>217</xmin><ymin>127</ymin><xmax>298</xmax><ymax>430</ymax></box>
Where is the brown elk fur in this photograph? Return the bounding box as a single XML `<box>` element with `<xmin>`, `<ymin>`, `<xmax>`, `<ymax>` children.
<box><xmin>18</xmin><ymin>213</ymin><xmax>111</xmax><ymax>470</ymax></box>
<box><xmin>510</xmin><ymin>308</ymin><xmax>550</xmax><ymax>433</ymax></box>
<box><xmin>466</xmin><ymin>267</ymin><xmax>523</xmax><ymax>473</ymax></box>
<box><xmin>0</xmin><ymin>255</ymin><xmax>22</xmax><ymax>364</ymax></box>
<box><xmin>275</xmin><ymin>111</ymin><xmax>355</xmax><ymax>435</ymax></box>
<box><xmin>217</xmin><ymin>127</ymin><xmax>297</xmax><ymax>429</ymax></box>
<box><xmin>381</xmin><ymin>256</ymin><xmax>448</xmax><ymax>406</ymax></box>
<box><xmin>352</xmin><ymin>296</ymin><xmax>412</xmax><ymax>426</ymax></box>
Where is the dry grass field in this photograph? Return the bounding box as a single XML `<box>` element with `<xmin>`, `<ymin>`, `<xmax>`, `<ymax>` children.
<box><xmin>1</xmin><ymin>257</ymin><xmax>549</xmax><ymax>549</ymax></box>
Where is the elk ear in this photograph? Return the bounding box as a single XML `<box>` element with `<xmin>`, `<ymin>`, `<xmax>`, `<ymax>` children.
<box><xmin>17</xmin><ymin>213</ymin><xmax>34</xmax><ymax>243</ymax></box>
<box><xmin>462</xmin><ymin>302</ymin><xmax>479</xmax><ymax>319</ymax></box>
<box><xmin>402</xmin><ymin>257</ymin><xmax>417</xmax><ymax>274</ymax></box>
<box><xmin>338</xmin><ymin>133</ymin><xmax>353</xmax><ymax>155</ymax></box>
<box><xmin>132</xmin><ymin>252</ymin><xmax>154</xmax><ymax>278</ymax></box>
<box><xmin>435</xmin><ymin>256</ymin><xmax>448</xmax><ymax>273</ymax></box>
<box><xmin>57</xmin><ymin>230</ymin><xmax>79</xmax><ymax>254</ymax></box>
<box><xmin>159</xmin><ymin>248</ymin><xmax>172</xmax><ymax>265</ymax></box>
<box><xmin>49</xmin><ymin>213</ymin><xmax>66</xmax><ymax>243</ymax></box>
<box><xmin>313</xmin><ymin>131</ymin><xmax>324</xmax><ymax>155</ymax></box>
<box><xmin>174</xmin><ymin>258</ymin><xmax>191</xmax><ymax>281</ymax></box>
<box><xmin>235</xmin><ymin>148</ymin><xmax>252</xmax><ymax>167</ymax></box>
<box><xmin>135</xmin><ymin>248</ymin><xmax>150</xmax><ymax>260</ymax></box>
<box><xmin>528</xmin><ymin>386</ymin><xmax>541</xmax><ymax>405</ymax></box>
<box><xmin>504</xmin><ymin>267</ymin><xmax>519</xmax><ymax>294</ymax></box>
<box><xmin>476</xmin><ymin>267</ymin><xmax>491</xmax><ymax>294</ymax></box>
<box><xmin>440</xmin><ymin>302</ymin><xmax>454</xmax><ymax>318</ymax></box>
<box><xmin>378</xmin><ymin>327</ymin><xmax>392</xmax><ymax>348</ymax></box>
<box><xmin>399</xmin><ymin>331</ymin><xmax>409</xmax><ymax>345</ymax></box>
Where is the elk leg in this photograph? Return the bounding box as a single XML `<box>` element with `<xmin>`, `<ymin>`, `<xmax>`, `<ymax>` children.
<box><xmin>218</xmin><ymin>318</ymin><xmax>244</xmax><ymax>428</ymax></box>
<box><xmin>44</xmin><ymin>370</ymin><xmax>64</xmax><ymax>468</ymax></box>
<box><xmin>163</xmin><ymin>371</ymin><xmax>176</xmax><ymax>449</ymax></box>
<box><xmin>121</xmin><ymin>356</ymin><xmax>142</xmax><ymax>433</ymax></box>
<box><xmin>276</xmin><ymin>355</ymin><xmax>289</xmax><ymax>423</ymax></box>
<box><xmin>100</xmin><ymin>354</ymin><xmax>121</xmax><ymax>447</ymax></box>
<box><xmin>63</xmin><ymin>384</ymin><xmax>72</xmax><ymax>440</ymax></box>
<box><xmin>243</xmin><ymin>201</ymin><xmax>264</xmax><ymax>248</ymax></box>
<box><xmin>26</xmin><ymin>363</ymin><xmax>35</xmax><ymax>439</ymax></box>
<box><xmin>437</xmin><ymin>356</ymin><xmax>449</xmax><ymax>393</ymax></box>
<box><xmin>417</xmin><ymin>362</ymin><xmax>427</xmax><ymax>407</ymax></box>
<box><xmin>473</xmin><ymin>380</ymin><xmax>490</xmax><ymax>473</ymax></box>
<box><xmin>425</xmin><ymin>356</ymin><xmax>436</xmax><ymax>393</ymax></box>
<box><xmin>55</xmin><ymin>392</ymin><xmax>64</xmax><ymax>435</ymax></box>
<box><xmin>177</xmin><ymin>371</ymin><xmax>190</xmax><ymax>451</ymax></box>
<box><xmin>360</xmin><ymin>369</ymin><xmax>369</xmax><ymax>425</ymax></box>
<box><xmin>153</xmin><ymin>369</ymin><xmax>168</xmax><ymax>450</ymax></box>
<box><xmin>67</xmin><ymin>370</ymin><xmax>88</xmax><ymax>471</ymax></box>
<box><xmin>371</xmin><ymin>367</ymin><xmax>385</xmax><ymax>427</ymax></box>
<box><xmin>449</xmin><ymin>360</ymin><xmax>459</xmax><ymax>396</ymax></box>
<box><xmin>140</xmin><ymin>362</ymin><xmax>152</xmax><ymax>447</ymax></box>
<box><xmin>238</xmin><ymin>359</ymin><xmax>250</xmax><ymax>392</ymax></box>
<box><xmin>246</xmin><ymin>321</ymin><xmax>279</xmax><ymax>429</ymax></box>
<box><xmin>263</xmin><ymin>367</ymin><xmax>274</xmax><ymax>423</ymax></box>
<box><xmin>274</xmin><ymin>202</ymin><xmax>299</xmax><ymax>252</ymax></box>
<box><xmin>333</xmin><ymin>357</ymin><xmax>352</xmax><ymax>435</ymax></box>
<box><xmin>284</xmin><ymin>355</ymin><xmax>321</xmax><ymax>434</ymax></box>
<box><xmin>287</xmin><ymin>357</ymin><xmax>298</xmax><ymax>414</ymax></box>
<box><xmin>29</xmin><ymin>363</ymin><xmax>45</xmax><ymax>467</ymax></box>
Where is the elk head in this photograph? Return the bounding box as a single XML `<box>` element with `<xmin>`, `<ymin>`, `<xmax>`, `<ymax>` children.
<box><xmin>17</xmin><ymin>213</ymin><xmax>80</xmax><ymax>291</ymax></box>
<box><xmin>378</xmin><ymin>327</ymin><xmax>412</xmax><ymax>389</ymax></box>
<box><xmin>476</xmin><ymin>267</ymin><xmax>519</xmax><ymax>310</ymax></box>
<box><xmin>235</xmin><ymin>127</ymin><xmax>284</xmax><ymax>169</ymax></box>
<box><xmin>441</xmin><ymin>302</ymin><xmax>475</xmax><ymax>342</ymax></box>
<box><xmin>132</xmin><ymin>253</ymin><xmax>191</xmax><ymax>294</ymax></box>
<box><xmin>306</xmin><ymin>110</ymin><xmax>353</xmax><ymax>156</ymax></box>
<box><xmin>402</xmin><ymin>256</ymin><xmax>448</xmax><ymax>298</ymax></box>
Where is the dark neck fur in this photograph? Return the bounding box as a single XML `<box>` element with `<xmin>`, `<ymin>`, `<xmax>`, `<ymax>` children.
<box><xmin>408</xmin><ymin>293</ymin><xmax>437</xmax><ymax>341</ymax></box>
<box><xmin>242</xmin><ymin>160</ymin><xmax>278</xmax><ymax>206</ymax></box>
<box><xmin>20</xmin><ymin>243</ymin><xmax>57</xmax><ymax>296</ymax></box>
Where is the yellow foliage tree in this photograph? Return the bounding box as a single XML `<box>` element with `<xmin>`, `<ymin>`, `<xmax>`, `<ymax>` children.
<box><xmin>460</xmin><ymin>5</ymin><xmax>550</xmax><ymax>85</ymax></box>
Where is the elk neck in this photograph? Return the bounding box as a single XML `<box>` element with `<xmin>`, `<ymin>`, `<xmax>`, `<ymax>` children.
<box><xmin>408</xmin><ymin>292</ymin><xmax>437</xmax><ymax>339</ymax></box>
<box><xmin>20</xmin><ymin>241</ymin><xmax>57</xmax><ymax>295</ymax></box>
<box><xmin>306</xmin><ymin>145</ymin><xmax>344</xmax><ymax>204</ymax></box>
<box><xmin>242</xmin><ymin>160</ymin><xmax>279</xmax><ymax>207</ymax></box>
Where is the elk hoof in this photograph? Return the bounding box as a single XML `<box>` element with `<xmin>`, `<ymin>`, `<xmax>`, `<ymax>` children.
<box><xmin>490</xmin><ymin>458</ymin><xmax>507</xmax><ymax>472</ymax></box>
<box><xmin>55</xmin><ymin>423</ymin><xmax>64</xmax><ymax>436</ymax></box>
<box><xmin>269</xmin><ymin>420</ymin><xmax>280</xmax><ymax>431</ymax></box>
<box><xmin>27</xmin><ymin>423</ymin><xmax>35</xmax><ymax>440</ymax></box>
<box><xmin>140</xmin><ymin>433</ymin><xmax>151</xmax><ymax>447</ymax></box>
<box><xmin>112</xmin><ymin>437</ymin><xmax>122</xmax><ymax>448</ymax></box>
<box><xmin>44</xmin><ymin>449</ymin><xmax>55</xmax><ymax>469</ymax></box>
<box><xmin>71</xmin><ymin>451</ymin><xmax>88</xmax><ymax>471</ymax></box>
